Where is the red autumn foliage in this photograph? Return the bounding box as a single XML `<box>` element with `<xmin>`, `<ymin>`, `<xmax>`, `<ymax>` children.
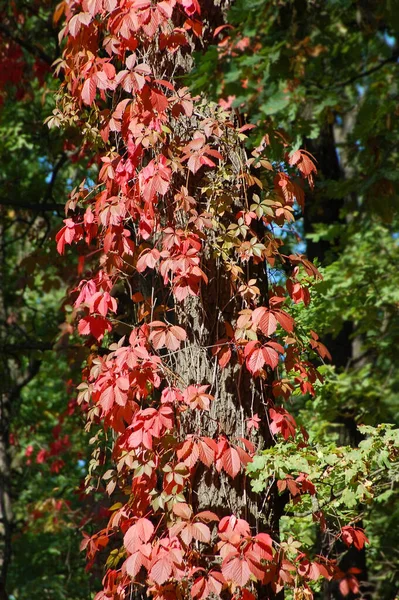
<box><xmin>49</xmin><ymin>1</ymin><xmax>361</xmax><ymax>598</ymax></box>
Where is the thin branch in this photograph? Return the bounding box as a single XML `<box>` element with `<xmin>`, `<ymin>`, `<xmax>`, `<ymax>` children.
<box><xmin>44</xmin><ymin>153</ymin><xmax>68</xmax><ymax>203</ymax></box>
<box><xmin>9</xmin><ymin>359</ymin><xmax>41</xmax><ymax>403</ymax></box>
<box><xmin>0</xmin><ymin>199</ymin><xmax>65</xmax><ymax>213</ymax></box>
<box><xmin>0</xmin><ymin>23</ymin><xmax>54</xmax><ymax>66</ymax></box>
<box><xmin>0</xmin><ymin>342</ymin><xmax>54</xmax><ymax>353</ymax></box>
<box><xmin>336</xmin><ymin>51</ymin><xmax>399</xmax><ymax>88</ymax></box>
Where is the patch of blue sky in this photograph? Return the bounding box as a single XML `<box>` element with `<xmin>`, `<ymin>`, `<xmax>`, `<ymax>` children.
<box><xmin>383</xmin><ymin>32</ymin><xmax>396</xmax><ymax>48</ymax></box>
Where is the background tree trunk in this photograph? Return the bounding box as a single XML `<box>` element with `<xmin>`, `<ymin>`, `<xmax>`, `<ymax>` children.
<box><xmin>304</xmin><ymin>118</ymin><xmax>371</xmax><ymax>600</ymax></box>
<box><xmin>0</xmin><ymin>212</ymin><xmax>13</xmax><ymax>600</ymax></box>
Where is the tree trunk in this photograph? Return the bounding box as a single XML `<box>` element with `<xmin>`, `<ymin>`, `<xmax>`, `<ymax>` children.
<box><xmin>0</xmin><ymin>390</ymin><xmax>12</xmax><ymax>600</ymax></box>
<box><xmin>0</xmin><ymin>211</ymin><xmax>42</xmax><ymax>600</ymax></box>
<box><xmin>0</xmin><ymin>212</ymin><xmax>12</xmax><ymax>600</ymax></box>
<box><xmin>173</xmin><ymin>248</ymin><xmax>284</xmax><ymax>599</ymax></box>
<box><xmin>153</xmin><ymin>0</ymin><xmax>283</xmax><ymax>552</ymax></box>
<box><xmin>175</xmin><ymin>257</ymin><xmax>279</xmax><ymax>522</ymax></box>
<box><xmin>304</xmin><ymin>117</ymin><xmax>371</xmax><ymax>600</ymax></box>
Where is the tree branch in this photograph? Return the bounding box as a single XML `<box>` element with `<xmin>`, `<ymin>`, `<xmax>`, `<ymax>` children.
<box><xmin>0</xmin><ymin>23</ymin><xmax>54</xmax><ymax>66</ymax></box>
<box><xmin>336</xmin><ymin>51</ymin><xmax>399</xmax><ymax>88</ymax></box>
<box><xmin>44</xmin><ymin>153</ymin><xmax>68</xmax><ymax>203</ymax></box>
<box><xmin>0</xmin><ymin>199</ymin><xmax>65</xmax><ymax>213</ymax></box>
<box><xmin>0</xmin><ymin>342</ymin><xmax>54</xmax><ymax>354</ymax></box>
<box><xmin>0</xmin><ymin>154</ymin><xmax>69</xmax><ymax>214</ymax></box>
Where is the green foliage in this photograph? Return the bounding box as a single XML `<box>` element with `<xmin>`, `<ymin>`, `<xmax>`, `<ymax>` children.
<box><xmin>0</xmin><ymin>3</ymin><xmax>94</xmax><ymax>598</ymax></box>
<box><xmin>8</xmin><ymin>354</ymin><xmax>94</xmax><ymax>600</ymax></box>
<box><xmin>295</xmin><ymin>219</ymin><xmax>399</xmax><ymax>425</ymax></box>
<box><xmin>248</xmin><ymin>424</ymin><xmax>399</xmax><ymax>518</ymax></box>
<box><xmin>190</xmin><ymin>0</ymin><xmax>399</xmax><ymax>597</ymax></box>
<box><xmin>190</xmin><ymin>0</ymin><xmax>399</xmax><ymax>206</ymax></box>
<box><xmin>2</xmin><ymin>0</ymin><xmax>399</xmax><ymax>598</ymax></box>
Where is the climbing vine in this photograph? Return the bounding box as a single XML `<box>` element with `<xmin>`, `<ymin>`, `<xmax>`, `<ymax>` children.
<box><xmin>51</xmin><ymin>1</ymin><xmax>370</xmax><ymax>599</ymax></box>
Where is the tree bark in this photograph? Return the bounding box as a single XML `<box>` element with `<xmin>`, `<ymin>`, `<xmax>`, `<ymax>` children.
<box><xmin>151</xmin><ymin>5</ymin><xmax>285</xmax><ymax>594</ymax></box>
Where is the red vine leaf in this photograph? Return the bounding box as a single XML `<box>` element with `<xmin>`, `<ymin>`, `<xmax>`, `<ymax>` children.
<box><xmin>252</xmin><ymin>307</ymin><xmax>277</xmax><ymax>336</ymax></box>
<box><xmin>173</xmin><ymin>502</ymin><xmax>193</xmax><ymax>520</ymax></box>
<box><xmin>149</xmin><ymin>557</ymin><xmax>172</xmax><ymax>585</ymax></box>
<box><xmin>192</xmin><ymin>522</ymin><xmax>211</xmax><ymax>543</ymax></box>
<box><xmin>125</xmin><ymin>552</ymin><xmax>143</xmax><ymax>578</ymax></box>
<box><xmin>221</xmin><ymin>553</ymin><xmax>251</xmax><ymax>587</ymax></box>
<box><xmin>274</xmin><ymin>309</ymin><xmax>295</xmax><ymax>333</ymax></box>
<box><xmin>341</xmin><ymin>526</ymin><xmax>369</xmax><ymax>550</ymax></box>
<box><xmin>124</xmin><ymin>518</ymin><xmax>154</xmax><ymax>553</ymax></box>
<box><xmin>149</xmin><ymin>321</ymin><xmax>187</xmax><ymax>351</ymax></box>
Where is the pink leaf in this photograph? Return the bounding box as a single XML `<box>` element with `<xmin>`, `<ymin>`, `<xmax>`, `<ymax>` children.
<box><xmin>192</xmin><ymin>522</ymin><xmax>211</xmax><ymax>543</ymax></box>
<box><xmin>150</xmin><ymin>557</ymin><xmax>172</xmax><ymax>585</ymax></box>
<box><xmin>125</xmin><ymin>552</ymin><xmax>143</xmax><ymax>578</ymax></box>
<box><xmin>252</xmin><ymin>307</ymin><xmax>277</xmax><ymax>336</ymax></box>
<box><xmin>222</xmin><ymin>554</ymin><xmax>251</xmax><ymax>587</ymax></box>
<box><xmin>246</xmin><ymin>346</ymin><xmax>265</xmax><ymax>375</ymax></box>
<box><xmin>82</xmin><ymin>76</ymin><xmax>96</xmax><ymax>106</ymax></box>
<box><xmin>262</xmin><ymin>346</ymin><xmax>279</xmax><ymax>369</ymax></box>
<box><xmin>173</xmin><ymin>502</ymin><xmax>193</xmax><ymax>520</ymax></box>
<box><xmin>223</xmin><ymin>446</ymin><xmax>241</xmax><ymax>478</ymax></box>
